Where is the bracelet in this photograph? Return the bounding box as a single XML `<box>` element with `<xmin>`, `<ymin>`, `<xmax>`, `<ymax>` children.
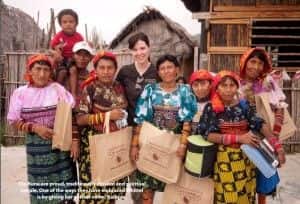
<box><xmin>96</xmin><ymin>113</ymin><xmax>100</xmax><ymax>124</ymax></box>
<box><xmin>28</xmin><ymin>123</ymin><xmax>34</xmax><ymax>133</ymax></box>
<box><xmin>268</xmin><ymin>136</ymin><xmax>282</xmax><ymax>151</ymax></box>
<box><xmin>180</xmin><ymin>134</ymin><xmax>188</xmax><ymax>145</ymax></box>
<box><xmin>131</xmin><ymin>135</ymin><xmax>139</xmax><ymax>146</ymax></box>
<box><xmin>222</xmin><ymin>134</ymin><xmax>237</xmax><ymax>145</ymax></box>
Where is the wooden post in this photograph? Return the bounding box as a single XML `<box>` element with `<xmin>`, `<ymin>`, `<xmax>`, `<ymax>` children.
<box><xmin>36</xmin><ymin>10</ymin><xmax>40</xmax><ymax>49</ymax></box>
<box><xmin>194</xmin><ymin>46</ymin><xmax>199</xmax><ymax>71</ymax></box>
<box><xmin>47</xmin><ymin>8</ymin><xmax>55</xmax><ymax>48</ymax></box>
<box><xmin>85</xmin><ymin>24</ymin><xmax>88</xmax><ymax>40</ymax></box>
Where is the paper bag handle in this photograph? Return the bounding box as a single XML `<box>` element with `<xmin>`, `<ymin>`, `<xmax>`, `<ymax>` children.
<box><xmin>103</xmin><ymin>111</ymin><xmax>111</xmax><ymax>134</ymax></box>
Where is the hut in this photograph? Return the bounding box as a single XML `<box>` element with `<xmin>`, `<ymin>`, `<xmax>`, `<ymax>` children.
<box><xmin>109</xmin><ymin>6</ymin><xmax>197</xmax><ymax>79</ymax></box>
<box><xmin>181</xmin><ymin>0</ymin><xmax>300</xmax><ymax>151</ymax></box>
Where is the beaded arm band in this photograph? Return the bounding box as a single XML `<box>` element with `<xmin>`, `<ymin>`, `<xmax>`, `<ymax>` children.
<box><xmin>15</xmin><ymin>120</ymin><xmax>34</xmax><ymax>133</ymax></box>
<box><xmin>181</xmin><ymin>122</ymin><xmax>191</xmax><ymax>145</ymax></box>
<box><xmin>131</xmin><ymin>125</ymin><xmax>141</xmax><ymax>147</ymax></box>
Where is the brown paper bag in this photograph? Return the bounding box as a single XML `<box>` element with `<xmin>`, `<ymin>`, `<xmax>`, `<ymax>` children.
<box><xmin>89</xmin><ymin>112</ymin><xmax>136</xmax><ymax>183</ymax></box>
<box><xmin>255</xmin><ymin>93</ymin><xmax>297</xmax><ymax>141</ymax></box>
<box><xmin>52</xmin><ymin>100</ymin><xmax>73</xmax><ymax>151</ymax></box>
<box><xmin>136</xmin><ymin>121</ymin><xmax>181</xmax><ymax>184</ymax></box>
<box><xmin>162</xmin><ymin>169</ymin><xmax>214</xmax><ymax>204</ymax></box>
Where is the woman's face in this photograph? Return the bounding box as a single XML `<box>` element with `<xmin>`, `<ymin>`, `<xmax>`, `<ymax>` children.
<box><xmin>60</xmin><ymin>14</ymin><xmax>77</xmax><ymax>35</ymax></box>
<box><xmin>131</xmin><ymin>40</ymin><xmax>150</xmax><ymax>64</ymax></box>
<box><xmin>158</xmin><ymin>60</ymin><xmax>178</xmax><ymax>84</ymax></box>
<box><xmin>74</xmin><ymin>50</ymin><xmax>92</xmax><ymax>69</ymax></box>
<box><xmin>192</xmin><ymin>80</ymin><xmax>211</xmax><ymax>99</ymax></box>
<box><xmin>245</xmin><ymin>56</ymin><xmax>264</xmax><ymax>80</ymax></box>
<box><xmin>29</xmin><ymin>63</ymin><xmax>52</xmax><ymax>87</ymax></box>
<box><xmin>217</xmin><ymin>77</ymin><xmax>238</xmax><ymax>104</ymax></box>
<box><xmin>95</xmin><ymin>58</ymin><xmax>117</xmax><ymax>84</ymax></box>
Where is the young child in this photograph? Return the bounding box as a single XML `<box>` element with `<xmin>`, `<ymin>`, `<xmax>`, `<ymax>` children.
<box><xmin>189</xmin><ymin>69</ymin><xmax>214</xmax><ymax>134</ymax></box>
<box><xmin>50</xmin><ymin>9</ymin><xmax>83</xmax><ymax>95</ymax></box>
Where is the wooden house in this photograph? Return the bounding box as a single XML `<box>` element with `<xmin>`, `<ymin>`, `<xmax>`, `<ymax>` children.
<box><xmin>181</xmin><ymin>0</ymin><xmax>300</xmax><ymax>150</ymax></box>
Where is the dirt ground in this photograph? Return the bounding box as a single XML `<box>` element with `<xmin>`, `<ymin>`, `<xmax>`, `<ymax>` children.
<box><xmin>1</xmin><ymin>146</ymin><xmax>300</xmax><ymax>204</ymax></box>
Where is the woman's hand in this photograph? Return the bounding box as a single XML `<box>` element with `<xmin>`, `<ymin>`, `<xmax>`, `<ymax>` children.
<box><xmin>70</xmin><ymin>140</ymin><xmax>80</xmax><ymax>161</ymax></box>
<box><xmin>130</xmin><ymin>146</ymin><xmax>139</xmax><ymax>162</ymax></box>
<box><xmin>176</xmin><ymin>144</ymin><xmax>187</xmax><ymax>158</ymax></box>
<box><xmin>277</xmin><ymin>148</ymin><xmax>286</xmax><ymax>167</ymax></box>
<box><xmin>238</xmin><ymin>131</ymin><xmax>260</xmax><ymax>147</ymax></box>
<box><xmin>33</xmin><ymin>124</ymin><xmax>54</xmax><ymax>140</ymax></box>
<box><xmin>110</xmin><ymin>109</ymin><xmax>125</xmax><ymax>121</ymax></box>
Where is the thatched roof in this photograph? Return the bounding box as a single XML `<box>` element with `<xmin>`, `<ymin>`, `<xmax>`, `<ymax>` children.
<box><xmin>109</xmin><ymin>7</ymin><xmax>195</xmax><ymax>49</ymax></box>
<box><xmin>0</xmin><ymin>3</ymin><xmax>45</xmax><ymax>51</ymax></box>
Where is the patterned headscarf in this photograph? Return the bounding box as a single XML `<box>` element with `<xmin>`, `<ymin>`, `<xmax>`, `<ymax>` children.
<box><xmin>80</xmin><ymin>51</ymin><xmax>117</xmax><ymax>89</ymax></box>
<box><xmin>211</xmin><ymin>70</ymin><xmax>240</xmax><ymax>113</ymax></box>
<box><xmin>24</xmin><ymin>54</ymin><xmax>53</xmax><ymax>84</ymax></box>
<box><xmin>240</xmin><ymin>47</ymin><xmax>272</xmax><ymax>80</ymax></box>
<box><xmin>189</xmin><ymin>69</ymin><xmax>214</xmax><ymax>85</ymax></box>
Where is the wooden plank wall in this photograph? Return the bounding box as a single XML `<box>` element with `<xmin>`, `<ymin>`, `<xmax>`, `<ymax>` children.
<box><xmin>3</xmin><ymin>52</ymin><xmax>33</xmax><ymax>145</ymax></box>
<box><xmin>208</xmin><ymin>20</ymin><xmax>249</xmax><ymax>73</ymax></box>
<box><xmin>283</xmin><ymin>77</ymin><xmax>300</xmax><ymax>151</ymax></box>
<box><xmin>213</xmin><ymin>0</ymin><xmax>300</xmax><ymax>6</ymax></box>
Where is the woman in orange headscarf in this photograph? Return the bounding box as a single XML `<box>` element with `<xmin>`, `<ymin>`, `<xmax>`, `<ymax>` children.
<box><xmin>239</xmin><ymin>48</ymin><xmax>286</xmax><ymax>204</ymax></box>
<box><xmin>189</xmin><ymin>69</ymin><xmax>214</xmax><ymax>134</ymax></box>
<box><xmin>198</xmin><ymin>70</ymin><xmax>275</xmax><ymax>204</ymax></box>
<box><xmin>76</xmin><ymin>51</ymin><xmax>128</xmax><ymax>204</ymax></box>
<box><xmin>7</xmin><ymin>54</ymin><xmax>78</xmax><ymax>203</ymax></box>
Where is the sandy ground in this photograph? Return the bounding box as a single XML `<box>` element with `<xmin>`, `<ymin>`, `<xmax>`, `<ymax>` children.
<box><xmin>1</xmin><ymin>146</ymin><xmax>300</xmax><ymax>204</ymax></box>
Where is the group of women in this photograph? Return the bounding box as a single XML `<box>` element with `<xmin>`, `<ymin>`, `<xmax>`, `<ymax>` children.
<box><xmin>7</xmin><ymin>31</ymin><xmax>286</xmax><ymax>204</ymax></box>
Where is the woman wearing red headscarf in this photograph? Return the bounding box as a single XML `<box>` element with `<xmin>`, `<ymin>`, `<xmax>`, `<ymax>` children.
<box><xmin>198</xmin><ymin>70</ymin><xmax>275</xmax><ymax>204</ymax></box>
<box><xmin>239</xmin><ymin>48</ymin><xmax>286</xmax><ymax>204</ymax></box>
<box><xmin>76</xmin><ymin>51</ymin><xmax>128</xmax><ymax>204</ymax></box>
<box><xmin>7</xmin><ymin>54</ymin><xmax>77</xmax><ymax>203</ymax></box>
<box><xmin>189</xmin><ymin>69</ymin><xmax>214</xmax><ymax>134</ymax></box>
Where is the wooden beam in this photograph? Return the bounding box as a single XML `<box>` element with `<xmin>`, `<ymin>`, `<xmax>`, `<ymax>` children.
<box><xmin>276</xmin><ymin>60</ymin><xmax>300</xmax><ymax>63</ymax></box>
<box><xmin>270</xmin><ymin>53</ymin><xmax>300</xmax><ymax>56</ymax></box>
<box><xmin>252</xmin><ymin>44</ymin><xmax>300</xmax><ymax>47</ymax></box>
<box><xmin>252</xmin><ymin>26</ymin><xmax>300</xmax><ymax>30</ymax></box>
<box><xmin>208</xmin><ymin>46</ymin><xmax>248</xmax><ymax>54</ymax></box>
<box><xmin>213</xmin><ymin>5</ymin><xmax>300</xmax><ymax>12</ymax></box>
<box><xmin>273</xmin><ymin>67</ymin><xmax>300</xmax><ymax>72</ymax></box>
<box><xmin>251</xmin><ymin>35</ymin><xmax>300</xmax><ymax>39</ymax></box>
<box><xmin>193</xmin><ymin>11</ymin><xmax>300</xmax><ymax>19</ymax></box>
<box><xmin>209</xmin><ymin>19</ymin><xmax>249</xmax><ymax>24</ymax></box>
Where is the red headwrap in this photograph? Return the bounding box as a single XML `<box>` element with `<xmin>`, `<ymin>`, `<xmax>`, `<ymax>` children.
<box><xmin>24</xmin><ymin>54</ymin><xmax>53</xmax><ymax>84</ymax></box>
<box><xmin>80</xmin><ymin>51</ymin><xmax>117</xmax><ymax>89</ymax></box>
<box><xmin>211</xmin><ymin>70</ymin><xmax>240</xmax><ymax>113</ymax></box>
<box><xmin>239</xmin><ymin>47</ymin><xmax>272</xmax><ymax>80</ymax></box>
<box><xmin>189</xmin><ymin>69</ymin><xmax>214</xmax><ymax>85</ymax></box>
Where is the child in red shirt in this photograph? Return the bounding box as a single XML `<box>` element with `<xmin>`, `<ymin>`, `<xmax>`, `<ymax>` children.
<box><xmin>50</xmin><ymin>9</ymin><xmax>83</xmax><ymax>97</ymax></box>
